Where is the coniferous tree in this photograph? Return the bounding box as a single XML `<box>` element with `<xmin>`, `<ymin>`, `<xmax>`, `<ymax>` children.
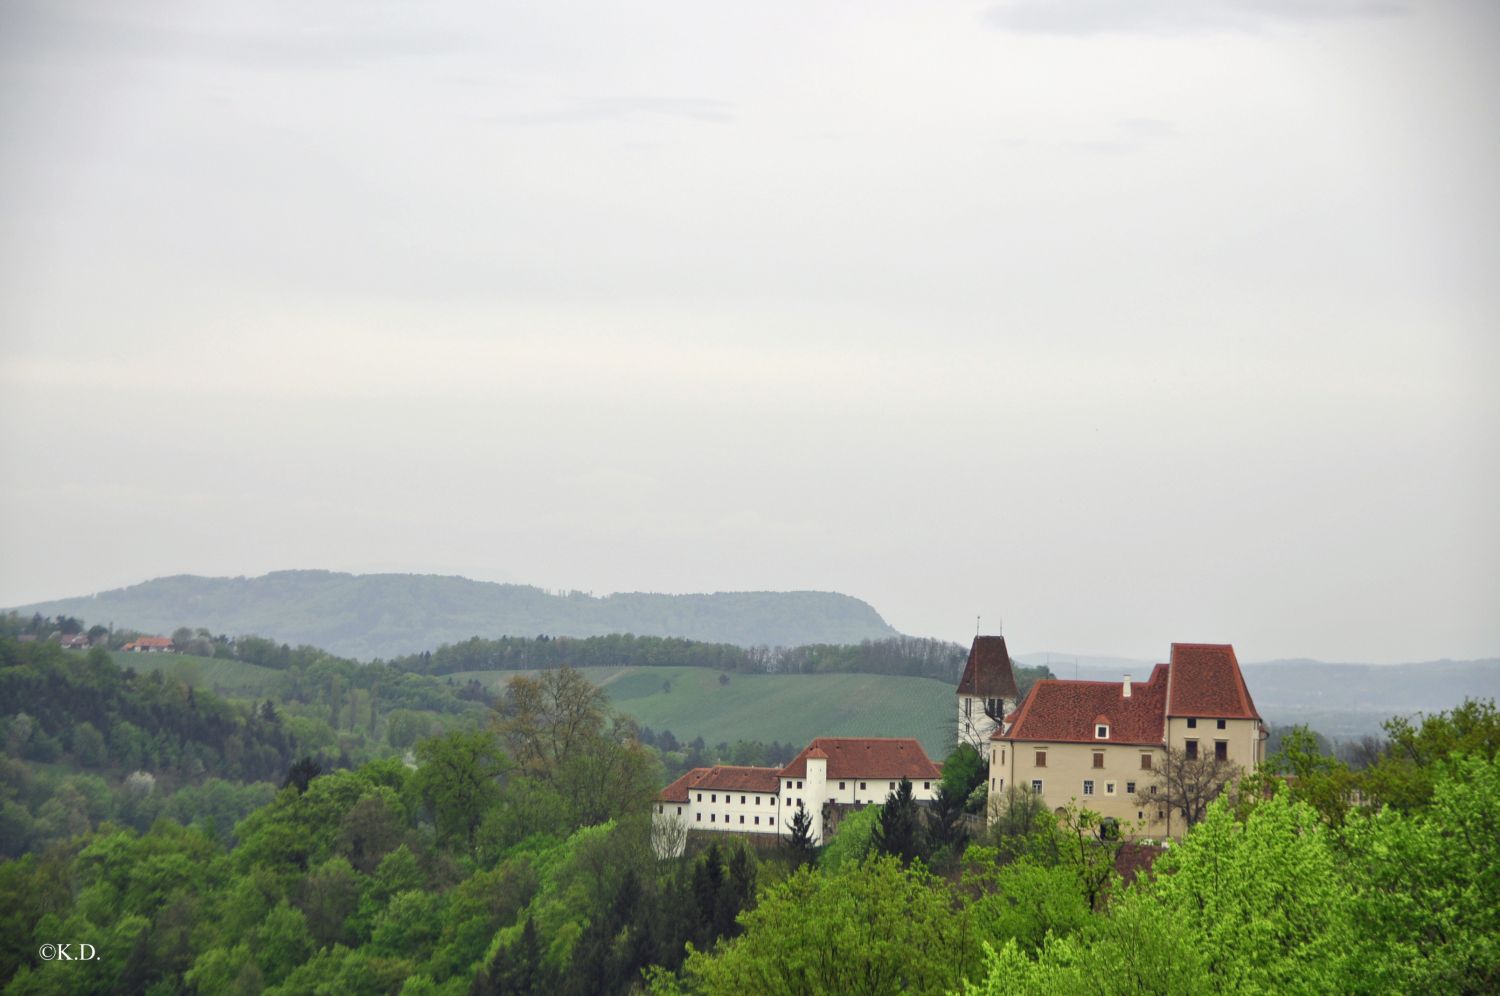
<box><xmin>787</xmin><ymin>802</ymin><xmax>816</xmax><ymax>866</ymax></box>
<box><xmin>874</xmin><ymin>777</ymin><xmax>924</xmax><ymax>866</ymax></box>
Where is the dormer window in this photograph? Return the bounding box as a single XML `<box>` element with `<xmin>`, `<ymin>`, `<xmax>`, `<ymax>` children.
<box><xmin>1096</xmin><ymin>724</ymin><xmax>1109</xmax><ymax>739</ymax></box>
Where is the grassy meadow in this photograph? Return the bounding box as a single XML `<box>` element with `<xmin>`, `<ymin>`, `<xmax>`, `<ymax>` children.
<box><xmin>450</xmin><ymin>665</ymin><xmax>957</xmax><ymax>757</ymax></box>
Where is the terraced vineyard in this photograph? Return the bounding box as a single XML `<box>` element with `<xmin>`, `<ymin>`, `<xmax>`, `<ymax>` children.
<box><xmin>450</xmin><ymin>665</ymin><xmax>956</xmax><ymax>757</ymax></box>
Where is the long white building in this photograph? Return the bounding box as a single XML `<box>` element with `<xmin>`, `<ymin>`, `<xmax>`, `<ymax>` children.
<box><xmin>653</xmin><ymin>736</ymin><xmax>942</xmax><ymax>852</ymax></box>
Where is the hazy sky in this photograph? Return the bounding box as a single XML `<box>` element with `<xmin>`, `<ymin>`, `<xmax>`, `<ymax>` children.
<box><xmin>2</xmin><ymin>0</ymin><xmax>1496</xmax><ymax>663</ymax></box>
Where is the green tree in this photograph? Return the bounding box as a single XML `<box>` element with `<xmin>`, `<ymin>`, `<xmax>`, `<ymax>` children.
<box><xmin>1343</xmin><ymin>753</ymin><xmax>1500</xmax><ymax>991</ymax></box>
<box><xmin>409</xmin><ymin>729</ymin><xmax>509</xmax><ymax>854</ymax></box>
<box><xmin>873</xmin><ymin>777</ymin><xmax>924</xmax><ymax>866</ymax></box>
<box><xmin>785</xmin><ymin>802</ymin><xmax>816</xmax><ymax>866</ymax></box>
<box><xmin>675</xmin><ymin>856</ymin><xmax>972</xmax><ymax>995</ymax></box>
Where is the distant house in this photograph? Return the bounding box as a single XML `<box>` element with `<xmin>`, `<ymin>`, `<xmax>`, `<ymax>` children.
<box><xmin>122</xmin><ymin>636</ymin><xmax>175</xmax><ymax>653</ymax></box>
<box><xmin>990</xmin><ymin>642</ymin><xmax>1265</xmax><ymax>839</ymax></box>
<box><xmin>59</xmin><ymin>634</ymin><xmax>91</xmax><ymax>649</ymax></box>
<box><xmin>956</xmin><ymin>635</ymin><xmax>1020</xmax><ymax>759</ymax></box>
<box><xmin>653</xmin><ymin>736</ymin><xmax>942</xmax><ymax>853</ymax></box>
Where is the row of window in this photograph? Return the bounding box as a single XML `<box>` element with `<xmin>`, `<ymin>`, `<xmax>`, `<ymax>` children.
<box><xmin>1027</xmin><ymin>779</ymin><xmax>1155</xmax><ymax>797</ymax></box>
<box><xmin>1187</xmin><ymin>718</ymin><xmax>1228</xmax><ymax>730</ymax></box>
<box><xmin>1034</xmin><ymin>751</ymin><xmax>1154</xmax><ymax>770</ymax></box>
<box><xmin>1185</xmin><ymin>740</ymin><xmax>1230</xmax><ymax>761</ymax></box>
<box><xmin>1031</xmin><ymin>744</ymin><xmax>1230</xmax><ymax>768</ymax></box>
<box><xmin>697</xmin><ymin>813</ymin><xmax>776</xmax><ymax>826</ymax></box>
<box><xmin>684</xmin><ymin>780</ymin><xmax>939</xmax><ymax>811</ymax></box>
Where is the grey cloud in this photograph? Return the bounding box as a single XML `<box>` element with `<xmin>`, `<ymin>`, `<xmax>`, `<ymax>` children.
<box><xmin>985</xmin><ymin>0</ymin><xmax>1408</xmax><ymax>36</ymax></box>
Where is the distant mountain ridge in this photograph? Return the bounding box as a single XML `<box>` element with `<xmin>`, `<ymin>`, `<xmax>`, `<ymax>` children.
<box><xmin>9</xmin><ymin>570</ymin><xmax>899</xmax><ymax>660</ymax></box>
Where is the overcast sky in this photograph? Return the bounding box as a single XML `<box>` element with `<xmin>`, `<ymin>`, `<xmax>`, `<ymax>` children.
<box><xmin>2</xmin><ymin>0</ymin><xmax>1496</xmax><ymax>663</ymax></box>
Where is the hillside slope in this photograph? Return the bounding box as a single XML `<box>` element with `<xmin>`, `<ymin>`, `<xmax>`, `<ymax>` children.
<box><xmin>454</xmin><ymin>665</ymin><xmax>955</xmax><ymax>758</ymax></box>
<box><xmin>11</xmin><ymin>571</ymin><xmax>899</xmax><ymax>660</ymax></box>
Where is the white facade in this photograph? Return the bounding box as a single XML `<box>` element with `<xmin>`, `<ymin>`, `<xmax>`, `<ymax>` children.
<box><xmin>656</xmin><ymin>738</ymin><xmax>945</xmax><ymax>849</ymax></box>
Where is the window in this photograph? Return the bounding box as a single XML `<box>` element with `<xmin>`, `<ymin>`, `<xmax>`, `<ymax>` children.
<box><xmin>860</xmin><ymin>781</ymin><xmax>867</xmax><ymax>790</ymax></box>
<box><xmin>923</xmin><ymin>781</ymin><xmax>930</xmax><ymax>790</ymax></box>
<box><xmin>697</xmin><ymin>793</ymin><xmax>703</xmax><ymax>802</ymax></box>
<box><xmin>1035</xmin><ymin>752</ymin><xmax>1047</xmax><ymax>768</ymax></box>
<box><xmin>796</xmin><ymin>798</ymin><xmax>803</xmax><ymax>807</ymax></box>
<box><xmin>796</xmin><ymin>780</ymin><xmax>803</xmax><ymax>789</ymax></box>
<box><xmin>1185</xmin><ymin>740</ymin><xmax>1198</xmax><ymax>760</ymax></box>
<box><xmin>839</xmin><ymin>781</ymin><xmax>846</xmax><ymax>790</ymax></box>
<box><xmin>1150</xmin><ymin>785</ymin><xmax>1158</xmax><ymax>795</ymax></box>
<box><xmin>1215</xmin><ymin>741</ymin><xmax>1228</xmax><ymax>761</ymax></box>
<box><xmin>1093</xmin><ymin>752</ymin><xmax>1104</xmax><ymax>769</ymax></box>
<box><xmin>1083</xmin><ymin>780</ymin><xmax>1095</xmax><ymax>796</ymax></box>
<box><xmin>696</xmin><ymin>814</ymin><xmax>701</xmax><ymax>822</ymax></box>
<box><xmin>999</xmin><ymin>778</ymin><xmax>1004</xmax><ymax>791</ymax></box>
<box><xmin>739</xmin><ymin>815</ymin><xmax>744</xmax><ymax>824</ymax></box>
<box><xmin>677</xmin><ymin>806</ymin><xmax>682</xmax><ymax>814</ymax></box>
<box><xmin>657</xmin><ymin>804</ymin><xmax>663</xmax><ymax>813</ymax></box>
<box><xmin>1001</xmin><ymin>749</ymin><xmax>1006</xmax><ymax>763</ymax></box>
<box><xmin>987</xmin><ymin>697</ymin><xmax>1001</xmax><ymax>715</ymax></box>
<box><xmin>1096</xmin><ymin>724</ymin><xmax>1109</xmax><ymax>739</ymax></box>
<box><xmin>965</xmin><ymin>698</ymin><xmax>973</xmax><ymax>718</ymax></box>
<box><xmin>1217</xmin><ymin>718</ymin><xmax>1226</xmax><ymax>730</ymax></box>
<box><xmin>740</xmin><ymin>795</ymin><xmax>746</xmax><ymax>804</ymax></box>
<box><xmin>1187</xmin><ymin>718</ymin><xmax>1197</xmax><ymax>729</ymax></box>
<box><xmin>991</xmin><ymin>778</ymin><xmax>995</xmax><ymax>790</ymax></box>
<box><xmin>711</xmin><ymin>794</ymin><xmax>716</xmax><ymax>803</ymax></box>
<box><xmin>786</xmin><ymin>780</ymin><xmax>793</xmax><ymax>789</ymax></box>
<box><xmin>785</xmin><ymin>797</ymin><xmax>792</xmax><ymax>807</ymax></box>
<box><xmin>1106</xmin><ymin>782</ymin><xmax>1116</xmax><ymax>795</ymax></box>
<box><xmin>710</xmin><ymin>814</ymin><xmax>715</xmax><ymax>823</ymax></box>
<box><xmin>1126</xmin><ymin>781</ymin><xmax>1136</xmax><ymax>794</ymax></box>
<box><xmin>1157</xmin><ymin>809</ymin><xmax>1165</xmax><ymax>820</ymax></box>
<box><xmin>754</xmin><ymin>816</ymin><xmax>760</xmax><ymax>825</ymax></box>
<box><xmin>1141</xmin><ymin>754</ymin><xmax>1152</xmax><ymax>770</ymax></box>
<box><xmin>1031</xmin><ymin>779</ymin><xmax>1044</xmax><ymax>793</ymax></box>
<box><xmin>1138</xmin><ymin>811</ymin><xmax>1144</xmax><ymax>820</ymax></box>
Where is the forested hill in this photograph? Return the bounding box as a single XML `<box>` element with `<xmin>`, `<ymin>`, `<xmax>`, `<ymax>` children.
<box><xmin>9</xmin><ymin>571</ymin><xmax>899</xmax><ymax>660</ymax></box>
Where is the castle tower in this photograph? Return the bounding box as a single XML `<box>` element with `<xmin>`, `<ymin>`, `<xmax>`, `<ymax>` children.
<box><xmin>957</xmin><ymin>635</ymin><xmax>1020</xmax><ymax>759</ymax></box>
<box><xmin>804</xmin><ymin>747</ymin><xmax>829</xmax><ymax>843</ymax></box>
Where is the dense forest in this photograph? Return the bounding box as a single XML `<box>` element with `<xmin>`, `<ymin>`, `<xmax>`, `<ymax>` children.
<box><xmin>3</xmin><ymin>615</ymin><xmax>1497</xmax><ymax>993</ymax></box>
<box><xmin>393</xmin><ymin>632</ymin><xmax>1052</xmax><ymax>691</ymax></box>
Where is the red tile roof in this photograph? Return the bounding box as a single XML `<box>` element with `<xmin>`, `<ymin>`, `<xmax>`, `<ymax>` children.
<box><xmin>999</xmin><ymin>664</ymin><xmax>1170</xmax><ymax>746</ymax></box>
<box><xmin>779</xmin><ymin>738</ymin><xmax>941</xmax><ymax>781</ymax></box>
<box><xmin>957</xmin><ymin>635</ymin><xmax>1020</xmax><ymax>700</ymax></box>
<box><xmin>129</xmin><ymin>636</ymin><xmax>174</xmax><ymax>649</ymax></box>
<box><xmin>999</xmin><ymin>642</ymin><xmax>1262</xmax><ymax>745</ymax></box>
<box><xmin>1166</xmin><ymin>644</ymin><xmax>1261</xmax><ymax>720</ymax></box>
<box><xmin>657</xmin><ymin>765</ymin><xmax>779</xmax><ymax>801</ymax></box>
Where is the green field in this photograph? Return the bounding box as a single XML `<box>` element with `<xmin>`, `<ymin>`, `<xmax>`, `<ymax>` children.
<box><xmin>450</xmin><ymin>666</ymin><xmax>957</xmax><ymax>758</ymax></box>
<box><xmin>110</xmin><ymin>651</ymin><xmax>287</xmax><ymax>696</ymax></box>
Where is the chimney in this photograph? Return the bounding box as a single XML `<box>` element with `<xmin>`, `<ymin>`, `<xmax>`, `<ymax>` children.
<box><xmin>1123</xmin><ymin>674</ymin><xmax>1132</xmax><ymax>698</ymax></box>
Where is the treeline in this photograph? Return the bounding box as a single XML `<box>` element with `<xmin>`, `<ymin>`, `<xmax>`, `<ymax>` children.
<box><xmin>391</xmin><ymin>632</ymin><xmax>1052</xmax><ymax>690</ymax></box>
<box><xmin>637</xmin><ymin>728</ymin><xmax>802</xmax><ymax>783</ymax></box>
